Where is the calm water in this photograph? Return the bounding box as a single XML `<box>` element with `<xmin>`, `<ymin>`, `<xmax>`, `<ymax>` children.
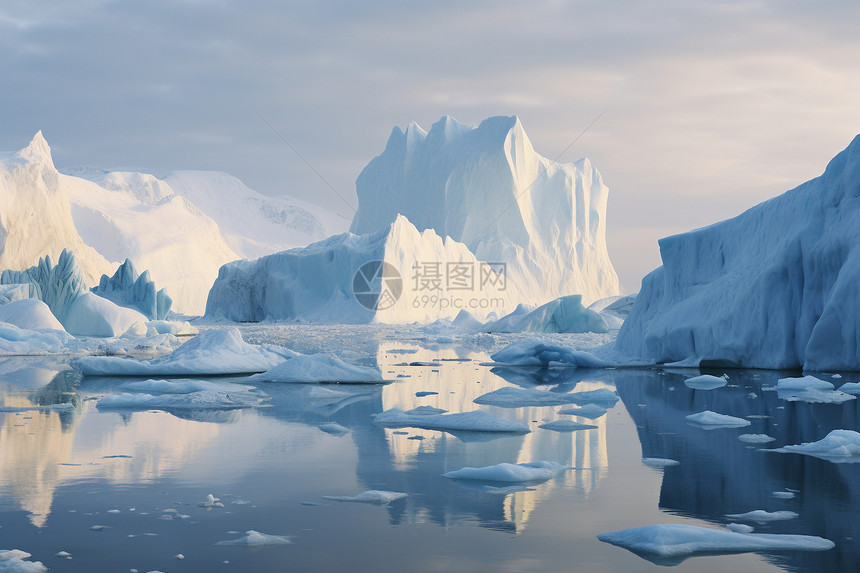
<box><xmin>0</xmin><ymin>335</ymin><xmax>858</xmax><ymax>573</ymax></box>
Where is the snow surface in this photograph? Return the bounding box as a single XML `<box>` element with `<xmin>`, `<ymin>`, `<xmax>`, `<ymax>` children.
<box><xmin>350</xmin><ymin>115</ymin><xmax>620</xmax><ymax>306</ymax></box>
<box><xmin>215</xmin><ymin>530</ymin><xmax>292</xmax><ymax>546</ymax></box>
<box><xmin>474</xmin><ymin>386</ymin><xmax>619</xmax><ymax>408</ymax></box>
<box><xmin>617</xmin><ymin>134</ymin><xmax>860</xmax><ymax>370</ymax></box>
<box><xmin>321</xmin><ymin>490</ymin><xmax>408</xmax><ymax>505</ymax></box>
<box><xmin>0</xmin><ymin>299</ymin><xmax>65</xmax><ymax>332</ymax></box>
<box><xmin>775</xmin><ymin>429</ymin><xmax>860</xmax><ymax>462</ymax></box>
<box><xmin>372</xmin><ymin>408</ymin><xmax>530</xmax><ymax>434</ymax></box>
<box><xmin>92</xmin><ymin>259</ymin><xmax>171</xmax><ymax>320</ymax></box>
<box><xmin>597</xmin><ymin>524</ymin><xmax>833</xmax><ymax>562</ymax></box>
<box><xmin>76</xmin><ymin>327</ymin><xmax>294</xmax><ymax>376</ymax></box>
<box><xmin>489</xmin><ymin>340</ymin><xmax>607</xmax><ymax>367</ymax></box>
<box><xmin>684</xmin><ymin>374</ymin><xmax>728</xmax><ymax>390</ymax></box>
<box><xmin>443</xmin><ymin>461</ymin><xmax>565</xmax><ymax>482</ymax></box>
<box><xmin>249</xmin><ymin>354</ymin><xmax>384</xmax><ymax>383</ymax></box>
<box><xmin>485</xmin><ymin>295</ymin><xmax>609</xmax><ymax>333</ymax></box>
<box><xmin>776</xmin><ymin>375</ymin><xmax>856</xmax><ymax>404</ymax></box>
<box><xmin>685</xmin><ymin>411</ymin><xmax>751</xmax><ymax>429</ymax></box>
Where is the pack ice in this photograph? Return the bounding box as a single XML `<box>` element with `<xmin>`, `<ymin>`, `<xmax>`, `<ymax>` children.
<box><xmin>617</xmin><ymin>134</ymin><xmax>860</xmax><ymax>370</ymax></box>
<box><xmin>351</xmin><ymin>115</ymin><xmax>620</xmax><ymax>306</ymax></box>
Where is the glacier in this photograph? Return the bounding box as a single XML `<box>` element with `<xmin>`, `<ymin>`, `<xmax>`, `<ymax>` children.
<box><xmin>617</xmin><ymin>134</ymin><xmax>860</xmax><ymax>371</ymax></box>
<box><xmin>92</xmin><ymin>258</ymin><xmax>172</xmax><ymax>320</ymax></box>
<box><xmin>350</xmin><ymin>115</ymin><xmax>620</xmax><ymax>306</ymax></box>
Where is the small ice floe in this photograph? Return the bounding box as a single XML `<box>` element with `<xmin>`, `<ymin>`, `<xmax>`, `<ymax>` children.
<box><xmin>538</xmin><ymin>420</ymin><xmax>598</xmax><ymax>432</ymax></box>
<box><xmin>776</xmin><ymin>376</ymin><xmax>855</xmax><ymax>404</ymax></box>
<box><xmin>773</xmin><ymin>429</ymin><xmax>860</xmax><ymax>462</ymax></box>
<box><xmin>443</xmin><ymin>461</ymin><xmax>565</xmax><ymax>483</ymax></box>
<box><xmin>726</xmin><ymin>523</ymin><xmax>754</xmax><ymax>533</ymax></box>
<box><xmin>317</xmin><ymin>422</ymin><xmax>349</xmax><ymax>436</ymax></box>
<box><xmin>97</xmin><ymin>389</ymin><xmax>264</xmax><ymax>411</ymax></box>
<box><xmin>249</xmin><ymin>354</ymin><xmax>385</xmax><ymax>384</ymax></box>
<box><xmin>107</xmin><ymin>509</ymin><xmax>121</xmax><ymax>513</ymax></box>
<box><xmin>54</xmin><ymin>550</ymin><xmax>73</xmax><ymax>559</ymax></box>
<box><xmin>642</xmin><ymin>458</ymin><xmax>680</xmax><ymax>468</ymax></box>
<box><xmin>685</xmin><ymin>411</ymin><xmax>751</xmax><ymax>429</ymax></box>
<box><xmin>490</xmin><ymin>340</ymin><xmax>607</xmax><ymax>368</ymax></box>
<box><xmin>90</xmin><ymin>524</ymin><xmax>111</xmax><ymax>531</ymax></box>
<box><xmin>215</xmin><ymin>530</ymin><xmax>292</xmax><ymax>546</ymax></box>
<box><xmin>724</xmin><ymin>510</ymin><xmax>799</xmax><ymax>523</ymax></box>
<box><xmin>597</xmin><ymin>524</ymin><xmax>833</xmax><ymax>564</ymax></box>
<box><xmin>474</xmin><ymin>387</ymin><xmax>619</xmax><ymax>408</ymax></box>
<box><xmin>199</xmin><ymin>494</ymin><xmax>224</xmax><ymax>508</ymax></box>
<box><xmin>832</xmin><ymin>374</ymin><xmax>843</xmax><ymax>379</ymax></box>
<box><xmin>683</xmin><ymin>374</ymin><xmax>728</xmax><ymax>390</ymax></box>
<box><xmin>0</xmin><ymin>549</ymin><xmax>48</xmax><ymax>571</ymax></box>
<box><xmin>372</xmin><ymin>409</ymin><xmax>529</xmax><ymax>434</ymax></box>
<box><xmin>76</xmin><ymin>327</ymin><xmax>296</xmax><ymax>376</ymax></box>
<box><xmin>175</xmin><ymin>554</ymin><xmax>185</xmax><ymax>559</ymax></box>
<box><xmin>738</xmin><ymin>434</ymin><xmax>777</xmax><ymax>444</ymax></box>
<box><xmin>773</xmin><ymin>491</ymin><xmax>796</xmax><ymax>499</ymax></box>
<box><xmin>321</xmin><ymin>490</ymin><xmax>408</xmax><ymax>505</ymax></box>
<box><xmin>557</xmin><ymin>404</ymin><xmax>608</xmax><ymax>419</ymax></box>
<box><xmin>747</xmin><ymin>392</ymin><xmax>758</xmax><ymax>399</ymax></box>
<box><xmin>838</xmin><ymin>382</ymin><xmax>860</xmax><ymax>394</ymax></box>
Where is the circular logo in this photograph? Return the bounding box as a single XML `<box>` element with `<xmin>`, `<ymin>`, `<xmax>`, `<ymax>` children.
<box><xmin>352</xmin><ymin>261</ymin><xmax>403</xmax><ymax>311</ymax></box>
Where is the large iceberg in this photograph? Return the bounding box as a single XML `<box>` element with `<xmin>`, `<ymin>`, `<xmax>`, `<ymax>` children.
<box><xmin>92</xmin><ymin>258</ymin><xmax>172</xmax><ymax>320</ymax></box>
<box><xmin>350</xmin><ymin>115</ymin><xmax>620</xmax><ymax>306</ymax></box>
<box><xmin>1</xmin><ymin>249</ymin><xmax>89</xmax><ymax>325</ymax></box>
<box><xmin>206</xmin><ymin>215</ymin><xmax>526</xmax><ymax>323</ymax></box>
<box><xmin>617</xmin><ymin>134</ymin><xmax>860</xmax><ymax>370</ymax></box>
<box><xmin>485</xmin><ymin>294</ymin><xmax>609</xmax><ymax>333</ymax></box>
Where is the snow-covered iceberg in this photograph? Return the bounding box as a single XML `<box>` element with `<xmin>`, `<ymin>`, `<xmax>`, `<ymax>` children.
<box><xmin>76</xmin><ymin>327</ymin><xmax>294</xmax><ymax>376</ymax></box>
<box><xmin>350</xmin><ymin>115</ymin><xmax>620</xmax><ymax>306</ymax></box>
<box><xmin>92</xmin><ymin>259</ymin><xmax>171</xmax><ymax>320</ymax></box>
<box><xmin>617</xmin><ymin>134</ymin><xmax>860</xmax><ymax>370</ymax></box>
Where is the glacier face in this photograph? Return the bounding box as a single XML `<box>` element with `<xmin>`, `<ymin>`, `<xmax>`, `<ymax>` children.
<box><xmin>206</xmin><ymin>215</ymin><xmax>526</xmax><ymax>323</ymax></box>
<box><xmin>350</xmin><ymin>115</ymin><xmax>620</xmax><ymax>306</ymax></box>
<box><xmin>617</xmin><ymin>134</ymin><xmax>860</xmax><ymax>371</ymax></box>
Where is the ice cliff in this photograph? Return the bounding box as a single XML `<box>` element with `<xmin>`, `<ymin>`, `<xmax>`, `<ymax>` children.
<box><xmin>350</xmin><ymin>115</ymin><xmax>620</xmax><ymax>305</ymax></box>
<box><xmin>617</xmin><ymin>134</ymin><xmax>860</xmax><ymax>371</ymax></box>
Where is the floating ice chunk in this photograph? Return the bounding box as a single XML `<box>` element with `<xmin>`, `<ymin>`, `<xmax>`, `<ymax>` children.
<box><xmin>321</xmin><ymin>490</ymin><xmax>408</xmax><ymax>505</ymax></box>
<box><xmin>53</xmin><ymin>551</ymin><xmax>72</xmax><ymax>559</ymax></box>
<box><xmin>249</xmin><ymin>354</ymin><xmax>384</xmax><ymax>383</ymax></box>
<box><xmin>0</xmin><ymin>549</ymin><xmax>47</xmax><ymax>572</ymax></box>
<box><xmin>685</xmin><ymin>411</ymin><xmax>751</xmax><ymax>429</ymax></box>
<box><xmin>597</xmin><ymin>524</ymin><xmax>832</xmax><ymax>564</ymax></box>
<box><xmin>539</xmin><ymin>420</ymin><xmax>597</xmax><ymax>432</ymax></box>
<box><xmin>726</xmin><ymin>523</ymin><xmax>754</xmax><ymax>534</ymax></box>
<box><xmin>97</xmin><ymin>390</ymin><xmax>264</xmax><ymax>411</ymax></box>
<box><xmin>738</xmin><ymin>434</ymin><xmax>777</xmax><ymax>444</ymax></box>
<box><xmin>724</xmin><ymin>510</ymin><xmax>799</xmax><ymax>523</ymax></box>
<box><xmin>89</xmin><ymin>525</ymin><xmax>110</xmax><ymax>531</ymax></box>
<box><xmin>215</xmin><ymin>530</ymin><xmax>292</xmax><ymax>546</ymax></box>
<box><xmin>557</xmin><ymin>404</ymin><xmax>608</xmax><ymax>419</ymax></box>
<box><xmin>683</xmin><ymin>374</ymin><xmax>728</xmax><ymax>390</ymax></box>
<box><xmin>199</xmin><ymin>494</ymin><xmax>223</xmax><ymax>508</ymax></box>
<box><xmin>317</xmin><ymin>422</ymin><xmax>349</xmax><ymax>435</ymax></box>
<box><xmin>372</xmin><ymin>408</ymin><xmax>529</xmax><ymax>434</ymax></box>
<box><xmin>776</xmin><ymin>375</ymin><xmax>855</xmax><ymax>404</ymax></box>
<box><xmin>490</xmin><ymin>340</ymin><xmax>607</xmax><ymax>367</ymax></box>
<box><xmin>773</xmin><ymin>491</ymin><xmax>795</xmax><ymax>499</ymax></box>
<box><xmin>443</xmin><ymin>461</ymin><xmax>565</xmax><ymax>482</ymax></box>
<box><xmin>838</xmin><ymin>382</ymin><xmax>860</xmax><ymax>394</ymax></box>
<box><xmin>774</xmin><ymin>429</ymin><xmax>860</xmax><ymax>462</ymax></box>
<box><xmin>175</xmin><ymin>554</ymin><xmax>184</xmax><ymax>559</ymax></box>
<box><xmin>77</xmin><ymin>327</ymin><xmax>295</xmax><ymax>376</ymax></box>
<box><xmin>642</xmin><ymin>458</ymin><xmax>680</xmax><ymax>468</ymax></box>
<box><xmin>474</xmin><ymin>386</ymin><xmax>619</xmax><ymax>408</ymax></box>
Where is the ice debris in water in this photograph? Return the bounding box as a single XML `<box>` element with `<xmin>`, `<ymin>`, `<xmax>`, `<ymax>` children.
<box><xmin>249</xmin><ymin>353</ymin><xmax>384</xmax><ymax>383</ymax></box>
<box><xmin>443</xmin><ymin>461</ymin><xmax>565</xmax><ymax>483</ymax></box>
<box><xmin>774</xmin><ymin>429</ymin><xmax>860</xmax><ymax>462</ymax></box>
<box><xmin>597</xmin><ymin>524</ymin><xmax>833</xmax><ymax>563</ymax></box>
<box><xmin>685</xmin><ymin>411</ymin><xmax>751</xmax><ymax>429</ymax></box>
<box><xmin>321</xmin><ymin>490</ymin><xmax>408</xmax><ymax>505</ymax></box>
<box><xmin>724</xmin><ymin>510</ymin><xmax>799</xmax><ymax>523</ymax></box>
<box><xmin>372</xmin><ymin>408</ymin><xmax>529</xmax><ymax>434</ymax></box>
<box><xmin>683</xmin><ymin>374</ymin><xmax>728</xmax><ymax>390</ymax></box>
<box><xmin>776</xmin><ymin>375</ymin><xmax>856</xmax><ymax>404</ymax></box>
<box><xmin>215</xmin><ymin>530</ymin><xmax>292</xmax><ymax>546</ymax></box>
<box><xmin>490</xmin><ymin>339</ymin><xmax>607</xmax><ymax>367</ymax></box>
<box><xmin>738</xmin><ymin>434</ymin><xmax>776</xmax><ymax>444</ymax></box>
<box><xmin>642</xmin><ymin>458</ymin><xmax>680</xmax><ymax>468</ymax></box>
<box><xmin>199</xmin><ymin>494</ymin><xmax>223</xmax><ymax>508</ymax></box>
<box><xmin>53</xmin><ymin>550</ymin><xmax>72</xmax><ymax>559</ymax></box>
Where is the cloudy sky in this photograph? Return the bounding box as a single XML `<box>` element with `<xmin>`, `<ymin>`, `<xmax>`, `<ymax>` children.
<box><xmin>3</xmin><ymin>0</ymin><xmax>859</xmax><ymax>292</ymax></box>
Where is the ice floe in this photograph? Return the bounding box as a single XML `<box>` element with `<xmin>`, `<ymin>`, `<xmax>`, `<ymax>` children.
<box><xmin>97</xmin><ymin>389</ymin><xmax>265</xmax><ymax>411</ymax></box>
<box><xmin>724</xmin><ymin>510</ymin><xmax>799</xmax><ymax>523</ymax></box>
<box><xmin>738</xmin><ymin>434</ymin><xmax>776</xmax><ymax>444</ymax></box>
<box><xmin>474</xmin><ymin>386</ymin><xmax>619</xmax><ymax>408</ymax></box>
<box><xmin>249</xmin><ymin>354</ymin><xmax>384</xmax><ymax>383</ymax></box>
<box><xmin>685</xmin><ymin>411</ymin><xmax>751</xmax><ymax>429</ymax></box>
<box><xmin>322</xmin><ymin>490</ymin><xmax>408</xmax><ymax>505</ymax></box>
<box><xmin>774</xmin><ymin>429</ymin><xmax>860</xmax><ymax>462</ymax></box>
<box><xmin>372</xmin><ymin>408</ymin><xmax>529</xmax><ymax>434</ymax></box>
<box><xmin>199</xmin><ymin>494</ymin><xmax>224</xmax><ymax>508</ymax></box>
<box><xmin>538</xmin><ymin>420</ymin><xmax>597</xmax><ymax>432</ymax></box>
<box><xmin>683</xmin><ymin>374</ymin><xmax>728</xmax><ymax>390</ymax></box>
<box><xmin>490</xmin><ymin>340</ymin><xmax>607</xmax><ymax>367</ymax></box>
<box><xmin>76</xmin><ymin>327</ymin><xmax>294</xmax><ymax>376</ymax></box>
<box><xmin>443</xmin><ymin>461</ymin><xmax>565</xmax><ymax>482</ymax></box>
<box><xmin>215</xmin><ymin>530</ymin><xmax>292</xmax><ymax>546</ymax></box>
<box><xmin>776</xmin><ymin>375</ymin><xmax>855</xmax><ymax>404</ymax></box>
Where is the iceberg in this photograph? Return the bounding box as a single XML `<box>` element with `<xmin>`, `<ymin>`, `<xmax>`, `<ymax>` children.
<box><xmin>350</xmin><ymin>115</ymin><xmax>620</xmax><ymax>306</ymax></box>
<box><xmin>538</xmin><ymin>419</ymin><xmax>598</xmax><ymax>432</ymax></box>
<box><xmin>321</xmin><ymin>490</ymin><xmax>408</xmax><ymax>505</ymax></box>
<box><xmin>64</xmin><ymin>292</ymin><xmax>149</xmax><ymax>338</ymax></box>
<box><xmin>215</xmin><ymin>530</ymin><xmax>292</xmax><ymax>546</ymax></box>
<box><xmin>485</xmin><ymin>295</ymin><xmax>609</xmax><ymax>333</ymax></box>
<box><xmin>76</xmin><ymin>327</ymin><xmax>294</xmax><ymax>376</ymax></box>
<box><xmin>249</xmin><ymin>354</ymin><xmax>385</xmax><ymax>383</ymax></box>
<box><xmin>1</xmin><ymin>249</ymin><xmax>89</xmax><ymax>326</ymax></box>
<box><xmin>92</xmin><ymin>259</ymin><xmax>172</xmax><ymax>320</ymax></box>
<box><xmin>597</xmin><ymin>524</ymin><xmax>833</xmax><ymax>564</ymax></box>
<box><xmin>685</xmin><ymin>411</ymin><xmax>751</xmax><ymax>429</ymax></box>
<box><xmin>617</xmin><ymin>134</ymin><xmax>860</xmax><ymax>371</ymax></box>
<box><xmin>372</xmin><ymin>408</ymin><xmax>530</xmax><ymax>434</ymax></box>
<box><xmin>0</xmin><ymin>299</ymin><xmax>65</xmax><ymax>332</ymax></box>
<box><xmin>443</xmin><ymin>461</ymin><xmax>565</xmax><ymax>482</ymax></box>
<box><xmin>683</xmin><ymin>374</ymin><xmax>728</xmax><ymax>390</ymax></box>
<box><xmin>775</xmin><ymin>429</ymin><xmax>860</xmax><ymax>462</ymax></box>
<box><xmin>724</xmin><ymin>510</ymin><xmax>799</xmax><ymax>523</ymax></box>
<box><xmin>738</xmin><ymin>434</ymin><xmax>777</xmax><ymax>444</ymax></box>
<box><xmin>474</xmin><ymin>386</ymin><xmax>619</xmax><ymax>408</ymax></box>
<box><xmin>489</xmin><ymin>340</ymin><xmax>607</xmax><ymax>367</ymax></box>
<box><xmin>96</xmin><ymin>390</ymin><xmax>264</xmax><ymax>411</ymax></box>
<box><xmin>0</xmin><ymin>549</ymin><xmax>47</xmax><ymax>573</ymax></box>
<box><xmin>776</xmin><ymin>375</ymin><xmax>855</xmax><ymax>404</ymax></box>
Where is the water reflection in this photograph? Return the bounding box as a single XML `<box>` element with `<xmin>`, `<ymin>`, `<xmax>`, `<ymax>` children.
<box><xmin>614</xmin><ymin>369</ymin><xmax>860</xmax><ymax>572</ymax></box>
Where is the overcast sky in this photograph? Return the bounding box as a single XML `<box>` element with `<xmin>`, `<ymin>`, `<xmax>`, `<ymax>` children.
<box><xmin>3</xmin><ymin>0</ymin><xmax>859</xmax><ymax>292</ymax></box>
